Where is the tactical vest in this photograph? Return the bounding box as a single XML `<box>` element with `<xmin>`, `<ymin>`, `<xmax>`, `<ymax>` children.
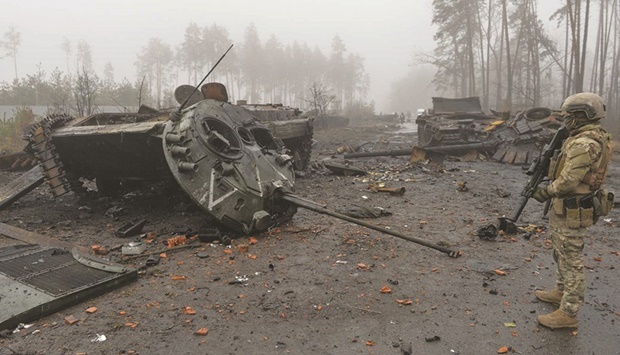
<box><xmin>548</xmin><ymin>126</ymin><xmax>613</xmax><ymax>195</ymax></box>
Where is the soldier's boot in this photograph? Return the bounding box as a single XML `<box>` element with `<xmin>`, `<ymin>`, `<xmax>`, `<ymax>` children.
<box><xmin>537</xmin><ymin>309</ymin><xmax>578</xmax><ymax>329</ymax></box>
<box><xmin>535</xmin><ymin>289</ymin><xmax>563</xmax><ymax>307</ymax></box>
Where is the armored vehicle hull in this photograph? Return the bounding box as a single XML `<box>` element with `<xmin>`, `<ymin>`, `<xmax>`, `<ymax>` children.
<box><xmin>27</xmin><ymin>84</ymin><xmax>298</xmax><ymax>234</ymax></box>
<box><xmin>416</xmin><ymin>97</ymin><xmax>499</xmax><ymax>148</ymax></box>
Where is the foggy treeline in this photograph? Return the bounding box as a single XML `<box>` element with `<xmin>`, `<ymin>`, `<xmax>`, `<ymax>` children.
<box><xmin>391</xmin><ymin>0</ymin><xmax>620</xmax><ymax>129</ymax></box>
<box><xmin>2</xmin><ymin>0</ymin><xmax>620</xmax><ymax>125</ymax></box>
<box><xmin>0</xmin><ymin>23</ymin><xmax>371</xmax><ymax>118</ymax></box>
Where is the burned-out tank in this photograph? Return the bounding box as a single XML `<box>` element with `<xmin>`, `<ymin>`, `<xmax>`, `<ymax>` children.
<box><xmin>414</xmin><ymin>96</ymin><xmax>561</xmax><ymax>165</ymax></box>
<box><xmin>27</xmin><ymin>83</ymin><xmax>298</xmax><ymax>234</ymax></box>
<box><xmin>24</xmin><ymin>80</ymin><xmax>460</xmax><ymax>257</ymax></box>
<box><xmin>490</xmin><ymin>107</ymin><xmax>562</xmax><ymax>165</ymax></box>
<box><xmin>235</xmin><ymin>101</ymin><xmax>313</xmax><ymax>171</ymax></box>
<box><xmin>416</xmin><ymin>96</ymin><xmax>500</xmax><ymax>149</ymax></box>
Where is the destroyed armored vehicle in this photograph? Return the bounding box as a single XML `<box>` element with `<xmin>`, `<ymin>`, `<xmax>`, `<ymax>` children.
<box><xmin>415</xmin><ymin>96</ymin><xmax>500</xmax><ymax>151</ymax></box>
<box><xmin>490</xmin><ymin>107</ymin><xmax>562</xmax><ymax>165</ymax></box>
<box><xmin>414</xmin><ymin>97</ymin><xmax>561</xmax><ymax>164</ymax></box>
<box><xmin>20</xmin><ymin>81</ymin><xmax>460</xmax><ymax>257</ymax></box>
<box><xmin>235</xmin><ymin>101</ymin><xmax>313</xmax><ymax>171</ymax></box>
<box><xmin>27</xmin><ymin>83</ymin><xmax>298</xmax><ymax>234</ymax></box>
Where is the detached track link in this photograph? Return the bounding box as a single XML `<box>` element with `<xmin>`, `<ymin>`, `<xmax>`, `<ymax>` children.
<box><xmin>27</xmin><ymin>114</ymin><xmax>74</xmax><ymax>197</ymax></box>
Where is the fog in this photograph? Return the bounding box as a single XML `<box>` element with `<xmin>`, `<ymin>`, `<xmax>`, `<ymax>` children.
<box><xmin>0</xmin><ymin>0</ymin><xmax>448</xmax><ymax>111</ymax></box>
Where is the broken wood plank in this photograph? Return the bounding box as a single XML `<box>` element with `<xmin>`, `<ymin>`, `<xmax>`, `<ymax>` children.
<box><xmin>0</xmin><ymin>165</ymin><xmax>44</xmax><ymax>210</ymax></box>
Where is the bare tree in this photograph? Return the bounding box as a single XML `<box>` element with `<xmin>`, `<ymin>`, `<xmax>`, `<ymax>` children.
<box><xmin>1</xmin><ymin>26</ymin><xmax>22</xmax><ymax>80</ymax></box>
<box><xmin>240</xmin><ymin>23</ymin><xmax>263</xmax><ymax>103</ymax></box>
<box><xmin>308</xmin><ymin>81</ymin><xmax>335</xmax><ymax>117</ymax></box>
<box><xmin>60</xmin><ymin>37</ymin><xmax>71</xmax><ymax>74</ymax></box>
<box><xmin>73</xmin><ymin>67</ymin><xmax>99</xmax><ymax>116</ymax></box>
<box><xmin>502</xmin><ymin>0</ymin><xmax>513</xmax><ymax>111</ymax></box>
<box><xmin>76</xmin><ymin>40</ymin><xmax>93</xmax><ymax>72</ymax></box>
<box><xmin>135</xmin><ymin>38</ymin><xmax>174</xmax><ymax>108</ymax></box>
<box><xmin>179</xmin><ymin>23</ymin><xmax>207</xmax><ymax>83</ymax></box>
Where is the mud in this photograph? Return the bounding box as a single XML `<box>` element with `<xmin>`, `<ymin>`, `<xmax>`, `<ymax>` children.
<box><xmin>1</xmin><ymin>122</ymin><xmax>619</xmax><ymax>355</ymax></box>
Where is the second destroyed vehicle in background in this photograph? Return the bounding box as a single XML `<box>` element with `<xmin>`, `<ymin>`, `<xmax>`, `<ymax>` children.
<box><xmin>415</xmin><ymin>96</ymin><xmax>561</xmax><ymax>165</ymax></box>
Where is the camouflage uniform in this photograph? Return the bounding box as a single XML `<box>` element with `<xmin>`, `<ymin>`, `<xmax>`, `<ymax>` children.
<box><xmin>535</xmin><ymin>91</ymin><xmax>614</xmax><ymax>325</ymax></box>
<box><xmin>547</xmin><ymin>123</ymin><xmax>612</xmax><ymax>316</ymax></box>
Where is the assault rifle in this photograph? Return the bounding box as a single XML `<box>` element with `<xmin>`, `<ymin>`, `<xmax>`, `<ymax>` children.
<box><xmin>498</xmin><ymin>126</ymin><xmax>569</xmax><ymax>234</ymax></box>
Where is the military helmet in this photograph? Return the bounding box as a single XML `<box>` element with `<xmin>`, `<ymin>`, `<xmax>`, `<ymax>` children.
<box><xmin>561</xmin><ymin>92</ymin><xmax>606</xmax><ymax>120</ymax></box>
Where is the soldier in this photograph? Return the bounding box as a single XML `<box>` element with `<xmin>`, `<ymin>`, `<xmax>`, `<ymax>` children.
<box><xmin>531</xmin><ymin>92</ymin><xmax>614</xmax><ymax>329</ymax></box>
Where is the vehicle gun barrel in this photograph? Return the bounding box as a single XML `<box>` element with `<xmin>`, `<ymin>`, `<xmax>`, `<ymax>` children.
<box><xmin>343</xmin><ymin>141</ymin><xmax>499</xmax><ymax>159</ymax></box>
<box><xmin>280</xmin><ymin>193</ymin><xmax>462</xmax><ymax>258</ymax></box>
<box><xmin>344</xmin><ymin>149</ymin><xmax>412</xmax><ymax>159</ymax></box>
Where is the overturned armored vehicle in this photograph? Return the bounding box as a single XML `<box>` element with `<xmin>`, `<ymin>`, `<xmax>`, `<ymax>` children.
<box><xmin>28</xmin><ymin>83</ymin><xmax>298</xmax><ymax>234</ymax></box>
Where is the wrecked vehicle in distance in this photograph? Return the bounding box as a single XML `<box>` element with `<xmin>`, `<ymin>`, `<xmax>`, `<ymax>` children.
<box><xmin>415</xmin><ymin>96</ymin><xmax>561</xmax><ymax>165</ymax></box>
<box><xmin>236</xmin><ymin>101</ymin><xmax>314</xmax><ymax>171</ymax></box>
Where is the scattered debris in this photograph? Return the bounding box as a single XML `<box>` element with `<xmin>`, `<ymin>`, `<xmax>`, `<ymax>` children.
<box><xmin>122</xmin><ymin>242</ymin><xmax>146</xmax><ymax>255</ymax></box>
<box><xmin>456</xmin><ymin>181</ymin><xmax>469</xmax><ymax>192</ymax></box>
<box><xmin>91</xmin><ymin>334</ymin><xmax>106</xmax><ymax>342</ymax></box>
<box><xmin>146</xmin><ymin>255</ymin><xmax>160</xmax><ymax>266</ymax></box>
<box><xmin>477</xmin><ymin>224</ymin><xmax>498</xmax><ymax>240</ymax></box>
<box><xmin>167</xmin><ymin>235</ymin><xmax>187</xmax><ymax>248</ymax></box>
<box><xmin>0</xmin><ymin>165</ymin><xmax>44</xmax><ymax>210</ymax></box>
<box><xmin>335</xmin><ymin>142</ymin><xmax>369</xmax><ymax>155</ymax></box>
<box><xmin>380</xmin><ymin>286</ymin><xmax>392</xmax><ymax>293</ymax></box>
<box><xmin>0</xmin><ymin>151</ymin><xmax>37</xmax><ymax>171</ymax></box>
<box><xmin>0</xmin><ymin>227</ymin><xmax>137</xmax><ymax>331</ymax></box>
<box><xmin>323</xmin><ymin>161</ymin><xmax>367</xmax><ymax>176</ymax></box>
<box><xmin>195</xmin><ymin>328</ymin><xmax>209</xmax><ymax>336</ymax></box>
<box><xmin>338</xmin><ymin>205</ymin><xmax>392</xmax><ymax>219</ymax></box>
<box><xmin>105</xmin><ymin>206</ymin><xmax>125</xmax><ymax>218</ymax></box>
<box><xmin>197</xmin><ymin>228</ymin><xmax>222</xmax><ymax>243</ymax></box>
<box><xmin>368</xmin><ymin>183</ymin><xmax>406</xmax><ymax>196</ymax></box>
<box><xmin>497</xmin><ymin>346</ymin><xmax>510</xmax><ymax>354</ymax></box>
<box><xmin>116</xmin><ymin>219</ymin><xmax>147</xmax><ymax>238</ymax></box>
<box><xmin>425</xmin><ymin>335</ymin><xmax>441</xmax><ymax>342</ymax></box>
<box><xmin>64</xmin><ymin>315</ymin><xmax>79</xmax><ymax>325</ymax></box>
<box><xmin>229</xmin><ymin>275</ymin><xmax>249</xmax><ymax>285</ymax></box>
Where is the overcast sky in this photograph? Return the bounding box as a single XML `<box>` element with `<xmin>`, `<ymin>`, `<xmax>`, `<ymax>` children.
<box><xmin>0</xmin><ymin>0</ymin><xmax>561</xmax><ymax>111</ymax></box>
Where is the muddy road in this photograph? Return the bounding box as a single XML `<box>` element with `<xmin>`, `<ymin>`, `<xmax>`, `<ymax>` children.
<box><xmin>1</xmin><ymin>122</ymin><xmax>619</xmax><ymax>355</ymax></box>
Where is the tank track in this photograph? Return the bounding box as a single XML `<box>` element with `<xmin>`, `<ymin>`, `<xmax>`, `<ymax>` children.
<box><xmin>26</xmin><ymin>114</ymin><xmax>74</xmax><ymax>197</ymax></box>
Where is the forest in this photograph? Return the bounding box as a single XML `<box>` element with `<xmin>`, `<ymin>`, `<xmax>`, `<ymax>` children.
<box><xmin>426</xmin><ymin>0</ymin><xmax>620</xmax><ymax>118</ymax></box>
<box><xmin>0</xmin><ymin>23</ymin><xmax>370</xmax><ymax>118</ymax></box>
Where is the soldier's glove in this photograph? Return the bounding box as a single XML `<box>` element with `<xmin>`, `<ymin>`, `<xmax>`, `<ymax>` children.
<box><xmin>532</xmin><ymin>187</ymin><xmax>552</xmax><ymax>203</ymax></box>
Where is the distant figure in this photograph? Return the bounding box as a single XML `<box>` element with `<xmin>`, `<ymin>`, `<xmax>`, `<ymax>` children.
<box><xmin>399</xmin><ymin>112</ymin><xmax>405</xmax><ymax>124</ymax></box>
